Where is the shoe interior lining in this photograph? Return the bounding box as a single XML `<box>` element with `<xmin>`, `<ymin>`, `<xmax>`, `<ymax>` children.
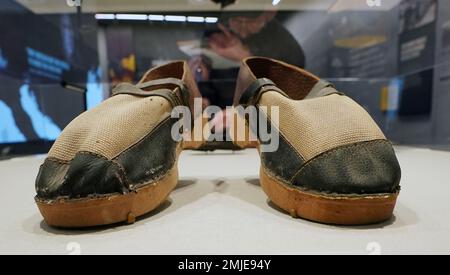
<box><xmin>246</xmin><ymin>58</ymin><xmax>319</xmax><ymax>100</ymax></box>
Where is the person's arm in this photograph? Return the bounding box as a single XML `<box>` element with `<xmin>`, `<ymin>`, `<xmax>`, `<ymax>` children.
<box><xmin>244</xmin><ymin>21</ymin><xmax>306</xmax><ymax>68</ymax></box>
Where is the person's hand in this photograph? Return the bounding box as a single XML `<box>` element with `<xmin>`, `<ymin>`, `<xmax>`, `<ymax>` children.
<box><xmin>208</xmin><ymin>24</ymin><xmax>251</xmax><ymax>62</ymax></box>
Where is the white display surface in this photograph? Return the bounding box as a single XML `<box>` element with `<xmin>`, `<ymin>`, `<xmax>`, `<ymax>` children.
<box><xmin>0</xmin><ymin>147</ymin><xmax>449</xmax><ymax>255</ymax></box>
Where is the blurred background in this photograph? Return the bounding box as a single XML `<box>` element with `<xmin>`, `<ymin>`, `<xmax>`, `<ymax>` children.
<box><xmin>0</xmin><ymin>0</ymin><xmax>449</xmax><ymax>157</ymax></box>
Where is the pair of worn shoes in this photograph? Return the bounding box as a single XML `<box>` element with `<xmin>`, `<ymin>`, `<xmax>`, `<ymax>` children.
<box><xmin>35</xmin><ymin>57</ymin><xmax>401</xmax><ymax>228</ymax></box>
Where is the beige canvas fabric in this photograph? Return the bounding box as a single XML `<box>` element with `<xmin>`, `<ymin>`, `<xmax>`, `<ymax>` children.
<box><xmin>49</xmin><ymin>94</ymin><xmax>172</xmax><ymax>161</ymax></box>
<box><xmin>259</xmin><ymin>92</ymin><xmax>386</xmax><ymax>161</ymax></box>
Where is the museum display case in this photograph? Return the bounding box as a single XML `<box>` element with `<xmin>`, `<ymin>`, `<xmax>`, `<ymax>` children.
<box><xmin>0</xmin><ymin>0</ymin><xmax>449</xmax><ymax>256</ymax></box>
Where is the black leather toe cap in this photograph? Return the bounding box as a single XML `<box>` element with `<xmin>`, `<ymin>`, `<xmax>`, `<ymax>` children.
<box><xmin>35</xmin><ymin>153</ymin><xmax>128</xmax><ymax>200</ymax></box>
<box><xmin>35</xmin><ymin>118</ymin><xmax>178</xmax><ymax>201</ymax></box>
<box><xmin>292</xmin><ymin>140</ymin><xmax>401</xmax><ymax>195</ymax></box>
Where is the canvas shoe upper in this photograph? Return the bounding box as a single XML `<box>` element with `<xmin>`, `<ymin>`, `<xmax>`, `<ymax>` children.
<box><xmin>234</xmin><ymin>57</ymin><xmax>401</xmax><ymax>196</ymax></box>
<box><xmin>35</xmin><ymin>61</ymin><xmax>201</xmax><ymax>201</ymax></box>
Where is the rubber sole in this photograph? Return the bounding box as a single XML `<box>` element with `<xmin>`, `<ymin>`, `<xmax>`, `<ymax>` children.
<box><xmin>36</xmin><ymin>167</ymin><xmax>178</xmax><ymax>228</ymax></box>
<box><xmin>260</xmin><ymin>167</ymin><xmax>399</xmax><ymax>225</ymax></box>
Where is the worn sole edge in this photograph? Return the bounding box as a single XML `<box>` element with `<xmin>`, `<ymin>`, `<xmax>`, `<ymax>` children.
<box><xmin>260</xmin><ymin>167</ymin><xmax>399</xmax><ymax>225</ymax></box>
<box><xmin>35</xmin><ymin>167</ymin><xmax>178</xmax><ymax>228</ymax></box>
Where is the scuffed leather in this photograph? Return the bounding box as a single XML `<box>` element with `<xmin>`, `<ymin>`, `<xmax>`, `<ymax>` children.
<box><xmin>34</xmin><ymin>61</ymin><xmax>200</xmax><ymax>201</ymax></box>
<box><xmin>35</xmin><ymin>118</ymin><xmax>178</xmax><ymax>200</ymax></box>
<box><xmin>116</xmin><ymin>118</ymin><xmax>178</xmax><ymax>187</ymax></box>
<box><xmin>292</xmin><ymin>140</ymin><xmax>401</xmax><ymax>195</ymax></box>
<box><xmin>35</xmin><ymin>159</ymin><xmax>70</xmax><ymax>198</ymax></box>
<box><xmin>261</xmin><ymin>134</ymin><xmax>305</xmax><ymax>182</ymax></box>
<box><xmin>36</xmin><ymin>153</ymin><xmax>128</xmax><ymax>200</ymax></box>
<box><xmin>233</xmin><ymin>57</ymin><xmax>401</xmax><ymax>196</ymax></box>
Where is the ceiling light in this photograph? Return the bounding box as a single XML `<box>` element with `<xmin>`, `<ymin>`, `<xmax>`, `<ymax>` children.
<box><xmin>148</xmin><ymin>14</ymin><xmax>165</xmax><ymax>21</ymax></box>
<box><xmin>272</xmin><ymin>0</ymin><xmax>282</xmax><ymax>6</ymax></box>
<box><xmin>187</xmin><ymin>16</ymin><xmax>205</xmax><ymax>23</ymax></box>
<box><xmin>115</xmin><ymin>14</ymin><xmax>148</xmax><ymax>21</ymax></box>
<box><xmin>95</xmin><ymin>14</ymin><xmax>115</xmax><ymax>20</ymax></box>
<box><xmin>165</xmin><ymin>15</ymin><xmax>187</xmax><ymax>22</ymax></box>
<box><xmin>205</xmin><ymin>17</ymin><xmax>218</xmax><ymax>23</ymax></box>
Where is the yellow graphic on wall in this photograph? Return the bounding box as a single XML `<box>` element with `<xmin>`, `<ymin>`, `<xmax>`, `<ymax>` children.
<box><xmin>334</xmin><ymin>35</ymin><xmax>387</xmax><ymax>49</ymax></box>
<box><xmin>109</xmin><ymin>54</ymin><xmax>136</xmax><ymax>85</ymax></box>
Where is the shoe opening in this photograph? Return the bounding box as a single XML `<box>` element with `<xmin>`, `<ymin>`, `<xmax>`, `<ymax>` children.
<box><xmin>138</xmin><ymin>61</ymin><xmax>186</xmax><ymax>92</ymax></box>
<box><xmin>245</xmin><ymin>57</ymin><xmax>320</xmax><ymax>100</ymax></box>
